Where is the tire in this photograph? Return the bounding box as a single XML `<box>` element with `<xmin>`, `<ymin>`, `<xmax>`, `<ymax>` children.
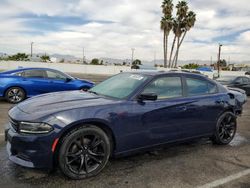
<box><xmin>5</xmin><ymin>87</ymin><xmax>26</xmax><ymax>103</ymax></box>
<box><xmin>58</xmin><ymin>125</ymin><xmax>111</xmax><ymax>179</ymax></box>
<box><xmin>212</xmin><ymin>112</ymin><xmax>237</xmax><ymax>145</ymax></box>
<box><xmin>80</xmin><ymin>87</ymin><xmax>90</xmax><ymax>91</ymax></box>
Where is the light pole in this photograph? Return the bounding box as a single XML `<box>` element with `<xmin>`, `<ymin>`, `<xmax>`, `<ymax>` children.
<box><xmin>31</xmin><ymin>42</ymin><xmax>34</xmax><ymax>57</ymax></box>
<box><xmin>82</xmin><ymin>47</ymin><xmax>85</xmax><ymax>64</ymax></box>
<box><xmin>131</xmin><ymin>48</ymin><xmax>135</xmax><ymax>64</ymax></box>
<box><xmin>217</xmin><ymin>44</ymin><xmax>222</xmax><ymax>77</ymax></box>
<box><xmin>154</xmin><ymin>51</ymin><xmax>156</xmax><ymax>65</ymax></box>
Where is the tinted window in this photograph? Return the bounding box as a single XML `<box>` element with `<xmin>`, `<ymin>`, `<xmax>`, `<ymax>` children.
<box><xmin>13</xmin><ymin>71</ymin><xmax>23</xmax><ymax>76</ymax></box>
<box><xmin>23</xmin><ymin>70</ymin><xmax>46</xmax><ymax>78</ymax></box>
<box><xmin>235</xmin><ymin>78</ymin><xmax>243</xmax><ymax>84</ymax></box>
<box><xmin>186</xmin><ymin>78</ymin><xmax>217</xmax><ymax>96</ymax></box>
<box><xmin>142</xmin><ymin>76</ymin><xmax>183</xmax><ymax>99</ymax></box>
<box><xmin>46</xmin><ymin>71</ymin><xmax>67</xmax><ymax>80</ymax></box>
<box><xmin>242</xmin><ymin>77</ymin><xmax>250</xmax><ymax>84</ymax></box>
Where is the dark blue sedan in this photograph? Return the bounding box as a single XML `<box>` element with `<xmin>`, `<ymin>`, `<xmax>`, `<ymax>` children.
<box><xmin>0</xmin><ymin>67</ymin><xmax>94</xmax><ymax>103</ymax></box>
<box><xmin>5</xmin><ymin>71</ymin><xmax>246</xmax><ymax>179</ymax></box>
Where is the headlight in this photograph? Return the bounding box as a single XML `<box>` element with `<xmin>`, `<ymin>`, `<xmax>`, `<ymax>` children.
<box><xmin>19</xmin><ymin>122</ymin><xmax>53</xmax><ymax>134</ymax></box>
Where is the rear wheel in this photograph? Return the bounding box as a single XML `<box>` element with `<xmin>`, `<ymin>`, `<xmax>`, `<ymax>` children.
<box><xmin>58</xmin><ymin>125</ymin><xmax>111</xmax><ymax>179</ymax></box>
<box><xmin>5</xmin><ymin>87</ymin><xmax>26</xmax><ymax>103</ymax></box>
<box><xmin>212</xmin><ymin>112</ymin><xmax>237</xmax><ymax>145</ymax></box>
<box><xmin>80</xmin><ymin>87</ymin><xmax>90</xmax><ymax>91</ymax></box>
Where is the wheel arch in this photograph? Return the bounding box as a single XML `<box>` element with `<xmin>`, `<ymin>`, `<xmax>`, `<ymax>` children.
<box><xmin>4</xmin><ymin>85</ymin><xmax>27</xmax><ymax>97</ymax></box>
<box><xmin>53</xmin><ymin>119</ymin><xmax>116</xmax><ymax>166</ymax></box>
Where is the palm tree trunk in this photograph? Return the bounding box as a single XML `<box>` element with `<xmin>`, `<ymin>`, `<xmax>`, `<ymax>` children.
<box><xmin>169</xmin><ymin>35</ymin><xmax>176</xmax><ymax>68</ymax></box>
<box><xmin>163</xmin><ymin>31</ymin><xmax>166</xmax><ymax>68</ymax></box>
<box><xmin>165</xmin><ymin>32</ymin><xmax>169</xmax><ymax>68</ymax></box>
<box><xmin>172</xmin><ymin>31</ymin><xmax>187</xmax><ymax>66</ymax></box>
<box><xmin>174</xmin><ymin>36</ymin><xmax>180</xmax><ymax>68</ymax></box>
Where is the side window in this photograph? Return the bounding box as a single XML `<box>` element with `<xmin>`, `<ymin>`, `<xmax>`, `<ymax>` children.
<box><xmin>12</xmin><ymin>71</ymin><xmax>23</xmax><ymax>76</ymax></box>
<box><xmin>235</xmin><ymin>78</ymin><xmax>243</xmax><ymax>84</ymax></box>
<box><xmin>186</xmin><ymin>78</ymin><xmax>217</xmax><ymax>96</ymax></box>
<box><xmin>46</xmin><ymin>71</ymin><xmax>67</xmax><ymax>80</ymax></box>
<box><xmin>243</xmin><ymin>77</ymin><xmax>250</xmax><ymax>84</ymax></box>
<box><xmin>142</xmin><ymin>76</ymin><xmax>183</xmax><ymax>99</ymax></box>
<box><xmin>23</xmin><ymin>70</ymin><xmax>46</xmax><ymax>78</ymax></box>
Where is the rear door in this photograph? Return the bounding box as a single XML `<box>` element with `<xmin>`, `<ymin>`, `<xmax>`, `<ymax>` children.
<box><xmin>180</xmin><ymin>76</ymin><xmax>225</xmax><ymax>138</ymax></box>
<box><xmin>21</xmin><ymin>69</ymin><xmax>52</xmax><ymax>95</ymax></box>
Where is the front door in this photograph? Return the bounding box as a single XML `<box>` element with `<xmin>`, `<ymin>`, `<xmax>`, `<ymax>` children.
<box><xmin>138</xmin><ymin>75</ymin><xmax>186</xmax><ymax>145</ymax></box>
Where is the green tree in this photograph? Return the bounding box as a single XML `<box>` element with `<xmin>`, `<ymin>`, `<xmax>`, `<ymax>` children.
<box><xmin>182</xmin><ymin>63</ymin><xmax>199</xmax><ymax>69</ymax></box>
<box><xmin>8</xmin><ymin>53</ymin><xmax>29</xmax><ymax>61</ymax></box>
<box><xmin>132</xmin><ymin>59</ymin><xmax>142</xmax><ymax>65</ymax></box>
<box><xmin>131</xmin><ymin>59</ymin><xmax>142</xmax><ymax>69</ymax></box>
<box><xmin>40</xmin><ymin>54</ymin><xmax>50</xmax><ymax>62</ymax></box>
<box><xmin>90</xmin><ymin>58</ymin><xmax>100</xmax><ymax>65</ymax></box>
<box><xmin>218</xmin><ymin>59</ymin><xmax>227</xmax><ymax>67</ymax></box>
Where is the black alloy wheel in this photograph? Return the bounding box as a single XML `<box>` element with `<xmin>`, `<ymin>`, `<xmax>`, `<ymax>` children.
<box><xmin>59</xmin><ymin>125</ymin><xmax>111</xmax><ymax>179</ymax></box>
<box><xmin>5</xmin><ymin>87</ymin><xmax>25</xmax><ymax>103</ymax></box>
<box><xmin>213</xmin><ymin>112</ymin><xmax>237</xmax><ymax>145</ymax></box>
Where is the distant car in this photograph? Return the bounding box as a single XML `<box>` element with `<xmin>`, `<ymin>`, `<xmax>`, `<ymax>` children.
<box><xmin>0</xmin><ymin>68</ymin><xmax>94</xmax><ymax>103</ymax></box>
<box><xmin>5</xmin><ymin>71</ymin><xmax>247</xmax><ymax>179</ymax></box>
<box><xmin>216</xmin><ymin>75</ymin><xmax>250</xmax><ymax>95</ymax></box>
<box><xmin>245</xmin><ymin>71</ymin><xmax>250</xmax><ymax>76</ymax></box>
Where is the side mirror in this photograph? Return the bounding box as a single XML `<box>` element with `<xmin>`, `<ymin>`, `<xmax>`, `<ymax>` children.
<box><xmin>137</xmin><ymin>93</ymin><xmax>157</xmax><ymax>101</ymax></box>
<box><xmin>65</xmin><ymin>78</ymin><xmax>72</xmax><ymax>82</ymax></box>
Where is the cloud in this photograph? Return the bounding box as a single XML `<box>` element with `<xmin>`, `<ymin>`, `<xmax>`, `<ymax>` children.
<box><xmin>0</xmin><ymin>0</ymin><xmax>249</xmax><ymax>62</ymax></box>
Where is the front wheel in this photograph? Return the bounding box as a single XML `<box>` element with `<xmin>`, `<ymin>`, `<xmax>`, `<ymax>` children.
<box><xmin>5</xmin><ymin>87</ymin><xmax>26</xmax><ymax>103</ymax></box>
<box><xmin>212</xmin><ymin>112</ymin><xmax>237</xmax><ymax>145</ymax></box>
<box><xmin>58</xmin><ymin>125</ymin><xmax>111</xmax><ymax>179</ymax></box>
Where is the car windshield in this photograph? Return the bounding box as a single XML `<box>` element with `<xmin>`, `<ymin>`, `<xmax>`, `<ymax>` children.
<box><xmin>89</xmin><ymin>73</ymin><xmax>149</xmax><ymax>99</ymax></box>
<box><xmin>216</xmin><ymin>76</ymin><xmax>236</xmax><ymax>84</ymax></box>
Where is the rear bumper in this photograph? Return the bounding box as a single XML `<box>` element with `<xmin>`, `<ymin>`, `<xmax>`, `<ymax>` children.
<box><xmin>5</xmin><ymin>127</ymin><xmax>55</xmax><ymax>169</ymax></box>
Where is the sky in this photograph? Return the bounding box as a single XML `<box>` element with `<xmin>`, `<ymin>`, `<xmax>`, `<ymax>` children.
<box><xmin>0</xmin><ymin>0</ymin><xmax>250</xmax><ymax>63</ymax></box>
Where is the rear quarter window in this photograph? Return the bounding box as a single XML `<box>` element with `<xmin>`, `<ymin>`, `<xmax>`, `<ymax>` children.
<box><xmin>186</xmin><ymin>77</ymin><xmax>217</xmax><ymax>96</ymax></box>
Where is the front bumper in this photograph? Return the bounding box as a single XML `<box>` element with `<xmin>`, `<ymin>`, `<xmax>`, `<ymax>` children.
<box><xmin>5</xmin><ymin>126</ymin><xmax>56</xmax><ymax>169</ymax></box>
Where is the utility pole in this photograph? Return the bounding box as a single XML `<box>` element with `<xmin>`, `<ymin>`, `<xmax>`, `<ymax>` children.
<box><xmin>31</xmin><ymin>42</ymin><xmax>34</xmax><ymax>57</ymax></box>
<box><xmin>82</xmin><ymin>47</ymin><xmax>85</xmax><ymax>64</ymax></box>
<box><xmin>154</xmin><ymin>51</ymin><xmax>156</xmax><ymax>65</ymax></box>
<box><xmin>131</xmin><ymin>48</ymin><xmax>135</xmax><ymax>64</ymax></box>
<box><xmin>217</xmin><ymin>44</ymin><xmax>223</xmax><ymax>77</ymax></box>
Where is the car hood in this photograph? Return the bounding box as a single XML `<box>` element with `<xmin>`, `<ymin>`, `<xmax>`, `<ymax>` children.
<box><xmin>16</xmin><ymin>91</ymin><xmax>118</xmax><ymax>115</ymax></box>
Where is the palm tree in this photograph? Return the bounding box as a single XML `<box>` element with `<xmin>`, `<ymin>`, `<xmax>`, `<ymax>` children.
<box><xmin>172</xmin><ymin>1</ymin><xmax>189</xmax><ymax>68</ymax></box>
<box><xmin>172</xmin><ymin>11</ymin><xmax>196</xmax><ymax>67</ymax></box>
<box><xmin>160</xmin><ymin>0</ymin><xmax>196</xmax><ymax>68</ymax></box>
<box><xmin>161</xmin><ymin>16</ymin><xmax>173</xmax><ymax>68</ymax></box>
<box><xmin>161</xmin><ymin>0</ymin><xmax>173</xmax><ymax>68</ymax></box>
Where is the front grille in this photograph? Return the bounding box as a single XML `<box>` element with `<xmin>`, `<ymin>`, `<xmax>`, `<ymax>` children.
<box><xmin>9</xmin><ymin>117</ymin><xmax>19</xmax><ymax>132</ymax></box>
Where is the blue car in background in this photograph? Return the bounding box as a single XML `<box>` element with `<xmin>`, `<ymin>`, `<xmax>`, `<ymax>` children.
<box><xmin>5</xmin><ymin>71</ymin><xmax>246</xmax><ymax>179</ymax></box>
<box><xmin>0</xmin><ymin>67</ymin><xmax>94</xmax><ymax>103</ymax></box>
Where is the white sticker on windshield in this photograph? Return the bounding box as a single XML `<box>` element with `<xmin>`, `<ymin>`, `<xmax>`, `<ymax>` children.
<box><xmin>129</xmin><ymin>74</ymin><xmax>144</xmax><ymax>80</ymax></box>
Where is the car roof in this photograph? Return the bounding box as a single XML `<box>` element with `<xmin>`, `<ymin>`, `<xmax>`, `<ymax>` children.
<box><xmin>1</xmin><ymin>67</ymin><xmax>59</xmax><ymax>74</ymax></box>
<box><xmin>127</xmin><ymin>70</ymin><xmax>207</xmax><ymax>78</ymax></box>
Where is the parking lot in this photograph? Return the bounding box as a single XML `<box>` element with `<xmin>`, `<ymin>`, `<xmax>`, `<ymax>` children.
<box><xmin>0</xmin><ymin>74</ymin><xmax>250</xmax><ymax>188</ymax></box>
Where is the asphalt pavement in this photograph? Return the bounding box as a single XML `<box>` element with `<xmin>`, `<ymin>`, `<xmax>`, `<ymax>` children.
<box><xmin>0</xmin><ymin>73</ymin><xmax>249</xmax><ymax>188</ymax></box>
